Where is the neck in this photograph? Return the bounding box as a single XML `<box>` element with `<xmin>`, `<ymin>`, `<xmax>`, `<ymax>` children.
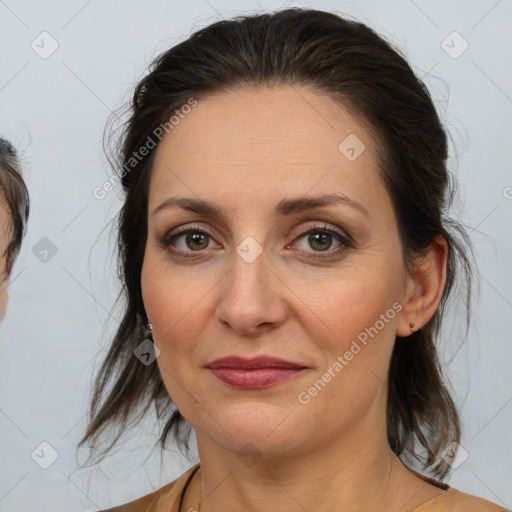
<box><xmin>186</xmin><ymin>417</ymin><xmax>441</xmax><ymax>511</ymax></box>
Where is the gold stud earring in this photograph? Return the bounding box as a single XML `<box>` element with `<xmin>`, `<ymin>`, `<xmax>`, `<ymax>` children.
<box><xmin>409</xmin><ymin>321</ymin><xmax>418</xmax><ymax>332</ymax></box>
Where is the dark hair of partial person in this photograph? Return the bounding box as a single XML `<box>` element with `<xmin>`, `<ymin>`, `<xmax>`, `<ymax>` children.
<box><xmin>0</xmin><ymin>138</ymin><xmax>30</xmax><ymax>276</ymax></box>
<box><xmin>77</xmin><ymin>7</ymin><xmax>476</xmax><ymax>480</ymax></box>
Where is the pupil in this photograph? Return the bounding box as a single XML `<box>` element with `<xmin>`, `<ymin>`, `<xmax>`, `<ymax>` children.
<box><xmin>187</xmin><ymin>233</ymin><xmax>208</xmax><ymax>250</ymax></box>
<box><xmin>310</xmin><ymin>233</ymin><xmax>331</xmax><ymax>251</ymax></box>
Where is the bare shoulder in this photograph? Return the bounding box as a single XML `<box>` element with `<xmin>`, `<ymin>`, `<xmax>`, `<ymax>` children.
<box><xmin>452</xmin><ymin>490</ymin><xmax>509</xmax><ymax>512</ymax></box>
<box><xmin>414</xmin><ymin>487</ymin><xmax>510</xmax><ymax>512</ymax></box>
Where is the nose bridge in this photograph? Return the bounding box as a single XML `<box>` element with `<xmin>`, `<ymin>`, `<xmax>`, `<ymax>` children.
<box><xmin>227</xmin><ymin>234</ymin><xmax>270</xmax><ymax>301</ymax></box>
<box><xmin>215</xmin><ymin>233</ymin><xmax>286</xmax><ymax>332</ymax></box>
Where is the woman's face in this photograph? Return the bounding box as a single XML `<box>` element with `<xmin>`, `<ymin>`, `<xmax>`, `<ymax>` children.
<box><xmin>141</xmin><ymin>86</ymin><xmax>415</xmax><ymax>457</ymax></box>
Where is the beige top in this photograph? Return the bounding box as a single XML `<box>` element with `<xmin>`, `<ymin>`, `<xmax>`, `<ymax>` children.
<box><xmin>103</xmin><ymin>462</ymin><xmax>509</xmax><ymax>512</ymax></box>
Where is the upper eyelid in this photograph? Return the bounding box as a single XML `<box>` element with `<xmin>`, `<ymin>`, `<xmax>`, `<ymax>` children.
<box><xmin>166</xmin><ymin>221</ymin><xmax>348</xmax><ymax>238</ymax></box>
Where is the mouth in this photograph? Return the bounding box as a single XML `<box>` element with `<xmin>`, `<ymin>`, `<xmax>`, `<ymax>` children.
<box><xmin>205</xmin><ymin>355</ymin><xmax>308</xmax><ymax>389</ymax></box>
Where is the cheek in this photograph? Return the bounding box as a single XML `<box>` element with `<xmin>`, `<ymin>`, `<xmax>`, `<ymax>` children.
<box><xmin>306</xmin><ymin>270</ymin><xmax>397</xmax><ymax>338</ymax></box>
<box><xmin>141</xmin><ymin>265</ymin><xmax>207</xmax><ymax>411</ymax></box>
<box><xmin>141</xmin><ymin>254</ymin><xmax>216</xmax><ymax>374</ymax></box>
<box><xmin>142</xmin><ymin>247</ymin><xmax>188</xmax><ymax>317</ymax></box>
<box><xmin>296</xmin><ymin>279</ymin><xmax>398</xmax><ymax>422</ymax></box>
<box><xmin>142</xmin><ymin>263</ymin><xmax>214</xmax><ymax>331</ymax></box>
<box><xmin>304</xmin><ymin>274</ymin><xmax>399</xmax><ymax>382</ymax></box>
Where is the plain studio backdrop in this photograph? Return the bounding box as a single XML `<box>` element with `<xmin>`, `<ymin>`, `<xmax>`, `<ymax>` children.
<box><xmin>0</xmin><ymin>0</ymin><xmax>511</xmax><ymax>510</ymax></box>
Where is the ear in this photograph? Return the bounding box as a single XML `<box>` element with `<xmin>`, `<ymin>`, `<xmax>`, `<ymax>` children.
<box><xmin>396</xmin><ymin>234</ymin><xmax>448</xmax><ymax>338</ymax></box>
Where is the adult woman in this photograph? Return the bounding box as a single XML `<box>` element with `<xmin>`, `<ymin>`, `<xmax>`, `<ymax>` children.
<box><xmin>79</xmin><ymin>8</ymin><xmax>508</xmax><ymax>511</ymax></box>
<box><xmin>0</xmin><ymin>138</ymin><xmax>29</xmax><ymax>321</ymax></box>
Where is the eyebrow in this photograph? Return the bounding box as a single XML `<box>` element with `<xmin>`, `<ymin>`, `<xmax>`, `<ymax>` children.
<box><xmin>151</xmin><ymin>193</ymin><xmax>370</xmax><ymax>219</ymax></box>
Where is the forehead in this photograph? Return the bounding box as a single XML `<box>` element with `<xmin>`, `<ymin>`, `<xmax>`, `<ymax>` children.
<box><xmin>149</xmin><ymin>85</ymin><xmax>387</xmax><ymax>218</ymax></box>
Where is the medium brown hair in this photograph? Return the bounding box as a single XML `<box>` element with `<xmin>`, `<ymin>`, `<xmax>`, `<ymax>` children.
<box><xmin>79</xmin><ymin>7</ymin><xmax>475</xmax><ymax>480</ymax></box>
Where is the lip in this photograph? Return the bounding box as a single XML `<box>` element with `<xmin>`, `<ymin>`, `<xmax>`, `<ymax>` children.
<box><xmin>205</xmin><ymin>355</ymin><xmax>308</xmax><ymax>390</ymax></box>
<box><xmin>205</xmin><ymin>355</ymin><xmax>307</xmax><ymax>369</ymax></box>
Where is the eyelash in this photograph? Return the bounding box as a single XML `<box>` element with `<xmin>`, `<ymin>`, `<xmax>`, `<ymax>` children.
<box><xmin>158</xmin><ymin>222</ymin><xmax>353</xmax><ymax>259</ymax></box>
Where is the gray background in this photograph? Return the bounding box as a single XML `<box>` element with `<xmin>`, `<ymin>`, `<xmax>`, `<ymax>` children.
<box><xmin>0</xmin><ymin>0</ymin><xmax>511</xmax><ymax>510</ymax></box>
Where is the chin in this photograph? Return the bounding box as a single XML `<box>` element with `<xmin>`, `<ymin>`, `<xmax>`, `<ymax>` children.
<box><xmin>197</xmin><ymin>406</ymin><xmax>311</xmax><ymax>456</ymax></box>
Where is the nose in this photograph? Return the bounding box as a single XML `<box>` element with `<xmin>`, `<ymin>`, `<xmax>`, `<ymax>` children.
<box><xmin>214</xmin><ymin>245</ymin><xmax>288</xmax><ymax>337</ymax></box>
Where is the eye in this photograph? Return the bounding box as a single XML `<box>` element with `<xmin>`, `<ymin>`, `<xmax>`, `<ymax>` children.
<box><xmin>289</xmin><ymin>223</ymin><xmax>352</xmax><ymax>257</ymax></box>
<box><xmin>159</xmin><ymin>222</ymin><xmax>353</xmax><ymax>259</ymax></box>
<box><xmin>159</xmin><ymin>224</ymin><xmax>219</xmax><ymax>258</ymax></box>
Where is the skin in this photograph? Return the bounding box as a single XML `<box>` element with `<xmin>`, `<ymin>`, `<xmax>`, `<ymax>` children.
<box><xmin>141</xmin><ymin>85</ymin><xmax>449</xmax><ymax>512</ymax></box>
<box><xmin>0</xmin><ymin>200</ymin><xmax>10</xmax><ymax>321</ymax></box>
